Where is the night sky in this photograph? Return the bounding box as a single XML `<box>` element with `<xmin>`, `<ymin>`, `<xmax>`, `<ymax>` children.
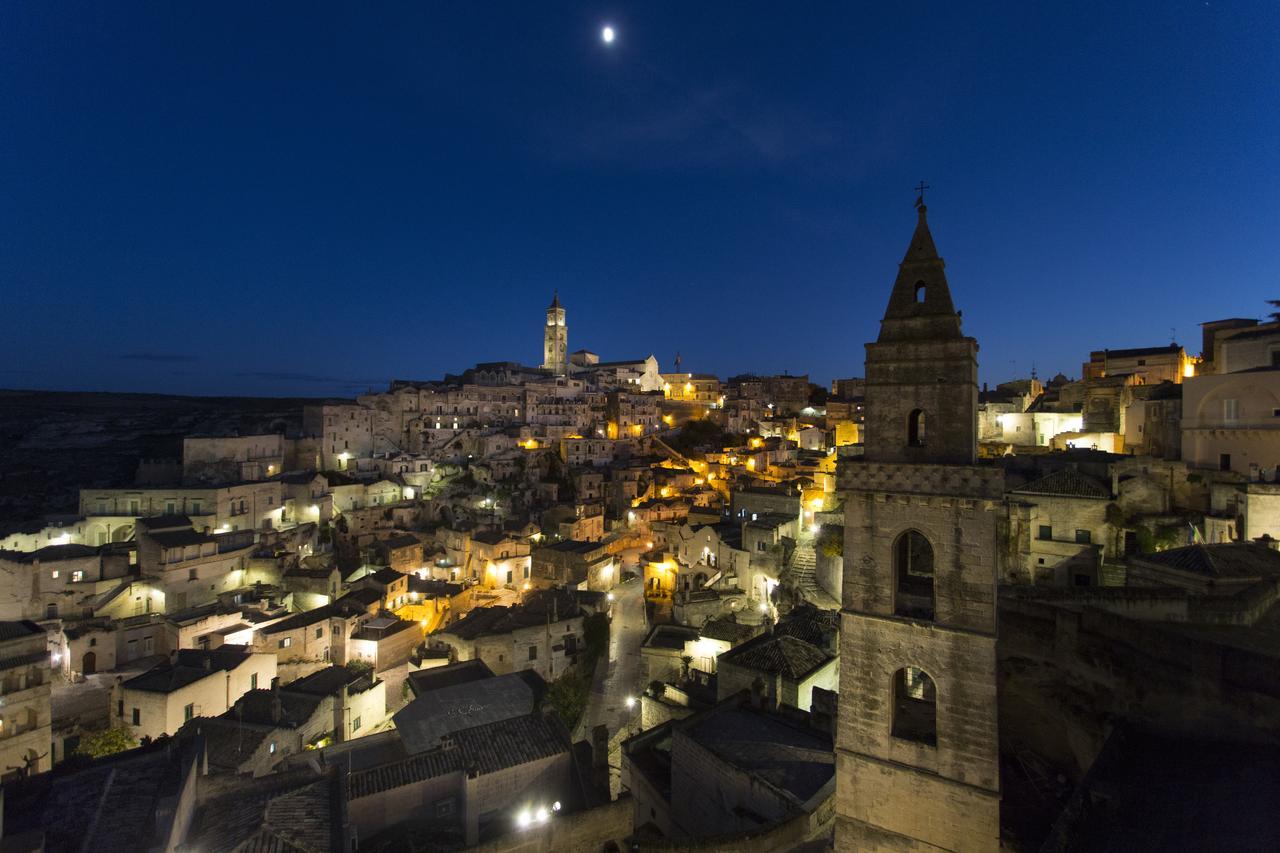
<box><xmin>2</xmin><ymin>3</ymin><xmax>1277</xmax><ymax>397</ymax></box>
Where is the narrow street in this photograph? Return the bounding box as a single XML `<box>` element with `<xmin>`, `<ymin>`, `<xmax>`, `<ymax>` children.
<box><xmin>575</xmin><ymin>548</ymin><xmax>647</xmax><ymax>742</ymax></box>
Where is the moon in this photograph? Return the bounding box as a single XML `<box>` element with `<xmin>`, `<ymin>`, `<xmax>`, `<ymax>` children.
<box><xmin>601</xmin><ymin>25</ymin><xmax>615</xmax><ymax>44</ymax></box>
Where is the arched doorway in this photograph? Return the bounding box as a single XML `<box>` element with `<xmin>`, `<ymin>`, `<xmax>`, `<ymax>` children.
<box><xmin>82</xmin><ymin>651</ymin><xmax>96</xmax><ymax>675</ymax></box>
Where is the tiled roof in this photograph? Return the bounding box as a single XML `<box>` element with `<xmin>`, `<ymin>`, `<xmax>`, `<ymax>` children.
<box><xmin>405</xmin><ymin>660</ymin><xmax>494</xmax><ymax>696</ymax></box>
<box><xmin>1015</xmin><ymin>469</ymin><xmax>1111</xmax><ymax>500</ymax></box>
<box><xmin>0</xmin><ymin>619</ymin><xmax>44</xmax><ymax>641</ymax></box>
<box><xmin>699</xmin><ymin>618</ymin><xmax>758</xmax><ymax>645</ymax></box>
<box><xmin>283</xmin><ymin>665</ymin><xmax>370</xmax><ymax>697</ymax></box>
<box><xmin>394</xmin><ymin>671</ymin><xmax>542</xmax><ymax>754</ymax></box>
<box><xmin>187</xmin><ymin>769</ymin><xmax>342</xmax><ymax>853</ymax></box>
<box><xmin>719</xmin><ymin>634</ymin><xmax>832</xmax><ymax>680</ymax></box>
<box><xmin>147</xmin><ymin>529</ymin><xmax>214</xmax><ymax>548</ymax></box>
<box><xmin>349</xmin><ymin>712</ymin><xmax>570</xmax><ymax>799</ymax></box>
<box><xmin>125</xmin><ymin>648</ymin><xmax>253</xmax><ymax>693</ymax></box>
<box><xmin>774</xmin><ymin>606</ymin><xmax>839</xmax><ymax>648</ymax></box>
<box><xmin>0</xmin><ymin>544</ymin><xmax>98</xmax><ymax>563</ymax></box>
<box><xmin>1139</xmin><ymin>543</ymin><xmax>1280</xmax><ymax>579</ymax></box>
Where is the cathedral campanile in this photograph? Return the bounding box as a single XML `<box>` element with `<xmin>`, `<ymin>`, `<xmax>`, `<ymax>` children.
<box><xmin>834</xmin><ymin>202</ymin><xmax>1002</xmax><ymax>852</ymax></box>
<box><xmin>542</xmin><ymin>292</ymin><xmax>567</xmax><ymax>376</ymax></box>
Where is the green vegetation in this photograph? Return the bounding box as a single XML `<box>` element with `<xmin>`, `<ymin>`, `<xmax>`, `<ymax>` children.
<box><xmin>545</xmin><ymin>611</ymin><xmax>612</xmax><ymax>731</ymax></box>
<box><xmin>75</xmin><ymin>726</ymin><xmax>137</xmax><ymax>759</ymax></box>
<box><xmin>545</xmin><ymin>668</ymin><xmax>592</xmax><ymax>731</ymax></box>
<box><xmin>1137</xmin><ymin>523</ymin><xmax>1185</xmax><ymax>553</ymax></box>
<box><xmin>665</xmin><ymin>419</ymin><xmax>743</xmax><ymax>455</ymax></box>
<box><xmin>817</xmin><ymin>525</ymin><xmax>843</xmax><ymax>558</ymax></box>
<box><xmin>345</xmin><ymin>659</ymin><xmax>374</xmax><ymax>678</ymax></box>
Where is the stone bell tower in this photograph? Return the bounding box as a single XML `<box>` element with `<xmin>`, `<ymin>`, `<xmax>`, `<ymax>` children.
<box><xmin>542</xmin><ymin>292</ymin><xmax>567</xmax><ymax>376</ymax></box>
<box><xmin>834</xmin><ymin>201</ymin><xmax>1002</xmax><ymax>852</ymax></box>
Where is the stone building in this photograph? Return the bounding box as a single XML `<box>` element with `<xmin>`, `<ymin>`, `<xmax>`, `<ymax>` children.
<box><xmin>114</xmin><ymin>645</ymin><xmax>277</xmax><ymax>741</ymax></box>
<box><xmin>835</xmin><ymin>203</ymin><xmax>1001</xmax><ymax>852</ymax></box>
<box><xmin>0</xmin><ymin>620</ymin><xmax>52</xmax><ymax>781</ymax></box>
<box><xmin>1182</xmin><ymin>366</ymin><xmax>1280</xmax><ymax>477</ymax></box>
<box><xmin>1007</xmin><ymin>468</ymin><xmax>1116</xmax><ymax>586</ymax></box>
<box><xmin>1082</xmin><ymin>344</ymin><xmax>1193</xmax><ymax>385</ymax></box>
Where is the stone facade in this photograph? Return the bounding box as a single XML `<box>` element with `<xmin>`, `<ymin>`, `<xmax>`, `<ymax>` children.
<box><xmin>835</xmin><ymin>204</ymin><xmax>1000</xmax><ymax>852</ymax></box>
<box><xmin>543</xmin><ymin>293</ymin><xmax>568</xmax><ymax>376</ymax></box>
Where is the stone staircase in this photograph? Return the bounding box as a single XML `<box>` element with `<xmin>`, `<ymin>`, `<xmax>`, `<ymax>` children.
<box><xmin>782</xmin><ymin>535</ymin><xmax>840</xmax><ymax>612</ymax></box>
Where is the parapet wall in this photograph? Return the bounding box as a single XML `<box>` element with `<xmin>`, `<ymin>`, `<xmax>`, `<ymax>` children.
<box><xmin>838</xmin><ymin>462</ymin><xmax>1003</xmax><ymax>500</ymax></box>
<box><xmin>998</xmin><ymin>596</ymin><xmax>1280</xmax><ymax>775</ymax></box>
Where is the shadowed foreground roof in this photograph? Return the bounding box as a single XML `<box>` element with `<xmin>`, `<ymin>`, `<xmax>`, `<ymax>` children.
<box><xmin>680</xmin><ymin>699</ymin><xmax>834</xmax><ymax>806</ymax></box>
<box><xmin>187</xmin><ymin>766</ymin><xmax>346</xmax><ymax>852</ymax></box>
<box><xmin>1013</xmin><ymin>468</ymin><xmax>1111</xmax><ymax>499</ymax></box>
<box><xmin>394</xmin><ymin>671</ymin><xmax>545</xmax><ymax>754</ymax></box>
<box><xmin>1137</xmin><ymin>543</ymin><xmax>1280</xmax><ymax>579</ymax></box>
<box><xmin>349</xmin><ymin>711</ymin><xmax>571</xmax><ymax>799</ymax></box>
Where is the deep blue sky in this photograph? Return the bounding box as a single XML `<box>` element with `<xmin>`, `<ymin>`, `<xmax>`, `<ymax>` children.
<box><xmin>2</xmin><ymin>3</ymin><xmax>1277</xmax><ymax>397</ymax></box>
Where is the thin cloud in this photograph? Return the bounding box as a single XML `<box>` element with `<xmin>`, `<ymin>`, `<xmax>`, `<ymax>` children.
<box><xmin>536</xmin><ymin>83</ymin><xmax>846</xmax><ymax>172</ymax></box>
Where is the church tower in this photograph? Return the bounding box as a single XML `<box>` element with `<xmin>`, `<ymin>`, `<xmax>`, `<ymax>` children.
<box><xmin>834</xmin><ymin>202</ymin><xmax>1002</xmax><ymax>852</ymax></box>
<box><xmin>542</xmin><ymin>293</ymin><xmax>567</xmax><ymax>376</ymax></box>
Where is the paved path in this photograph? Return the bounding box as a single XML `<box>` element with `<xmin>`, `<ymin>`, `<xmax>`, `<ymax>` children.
<box><xmin>576</xmin><ymin>551</ymin><xmax>647</xmax><ymax>741</ymax></box>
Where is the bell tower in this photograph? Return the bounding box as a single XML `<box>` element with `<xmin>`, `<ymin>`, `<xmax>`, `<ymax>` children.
<box><xmin>542</xmin><ymin>292</ymin><xmax>567</xmax><ymax>376</ymax></box>
<box><xmin>835</xmin><ymin>201</ymin><xmax>1002</xmax><ymax>852</ymax></box>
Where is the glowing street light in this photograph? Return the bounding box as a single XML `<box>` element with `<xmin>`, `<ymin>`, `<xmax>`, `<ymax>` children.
<box><xmin>625</xmin><ymin>695</ymin><xmax>636</xmax><ymax>709</ymax></box>
<box><xmin>601</xmin><ymin>25</ymin><xmax>616</xmax><ymax>44</ymax></box>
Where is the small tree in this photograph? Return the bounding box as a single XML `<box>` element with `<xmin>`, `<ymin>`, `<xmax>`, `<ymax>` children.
<box><xmin>345</xmin><ymin>659</ymin><xmax>374</xmax><ymax>678</ymax></box>
<box><xmin>75</xmin><ymin>726</ymin><xmax>137</xmax><ymax>760</ymax></box>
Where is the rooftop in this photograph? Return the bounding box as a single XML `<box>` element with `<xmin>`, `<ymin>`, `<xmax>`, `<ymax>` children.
<box><xmin>405</xmin><ymin>659</ymin><xmax>495</xmax><ymax>697</ymax></box>
<box><xmin>284</xmin><ymin>664</ymin><xmax>376</xmax><ymax>697</ymax></box>
<box><xmin>393</xmin><ymin>670</ymin><xmax>546</xmax><ymax>754</ymax></box>
<box><xmin>1013</xmin><ymin>468</ymin><xmax>1111</xmax><ymax>500</ymax></box>
<box><xmin>718</xmin><ymin>633</ymin><xmax>832</xmax><ymax>680</ymax></box>
<box><xmin>1136</xmin><ymin>543</ymin><xmax>1280</xmax><ymax>579</ymax></box>
<box><xmin>124</xmin><ymin>647</ymin><xmax>255</xmax><ymax>693</ymax></box>
<box><xmin>349</xmin><ymin>711</ymin><xmax>571</xmax><ymax>799</ymax></box>
<box><xmin>680</xmin><ymin>697</ymin><xmax>834</xmax><ymax>805</ymax></box>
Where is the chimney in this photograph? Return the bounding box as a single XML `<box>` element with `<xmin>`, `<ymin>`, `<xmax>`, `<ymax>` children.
<box><xmin>270</xmin><ymin>677</ymin><xmax>282</xmax><ymax>723</ymax></box>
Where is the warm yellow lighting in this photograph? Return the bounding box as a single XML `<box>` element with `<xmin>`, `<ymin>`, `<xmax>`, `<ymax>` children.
<box><xmin>809</xmin><ymin>497</ymin><xmax>824</xmax><ymax>511</ymax></box>
<box><xmin>1183</xmin><ymin>362</ymin><xmax>1195</xmax><ymax>378</ymax></box>
<box><xmin>746</xmin><ymin>459</ymin><xmax>755</xmax><ymax>470</ymax></box>
<box><xmin>750</xmin><ymin>437</ymin><xmax>763</xmax><ymax>449</ymax></box>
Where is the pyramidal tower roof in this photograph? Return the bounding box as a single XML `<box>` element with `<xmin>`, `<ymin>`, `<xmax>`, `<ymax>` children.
<box><xmin>548</xmin><ymin>291</ymin><xmax>562</xmax><ymax>310</ymax></box>
<box><xmin>876</xmin><ymin>203</ymin><xmax>964</xmax><ymax>343</ymax></box>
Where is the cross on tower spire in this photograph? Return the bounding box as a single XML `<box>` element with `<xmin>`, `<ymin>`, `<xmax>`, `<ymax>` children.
<box><xmin>914</xmin><ymin>180</ymin><xmax>930</xmax><ymax>209</ymax></box>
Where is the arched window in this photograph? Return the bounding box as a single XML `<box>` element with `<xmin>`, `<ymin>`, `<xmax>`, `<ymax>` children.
<box><xmin>908</xmin><ymin>409</ymin><xmax>926</xmax><ymax>447</ymax></box>
<box><xmin>891</xmin><ymin>666</ymin><xmax>937</xmax><ymax>746</ymax></box>
<box><xmin>894</xmin><ymin>530</ymin><xmax>934</xmax><ymax>619</ymax></box>
<box><xmin>914</xmin><ymin>281</ymin><xmax>926</xmax><ymax>303</ymax></box>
